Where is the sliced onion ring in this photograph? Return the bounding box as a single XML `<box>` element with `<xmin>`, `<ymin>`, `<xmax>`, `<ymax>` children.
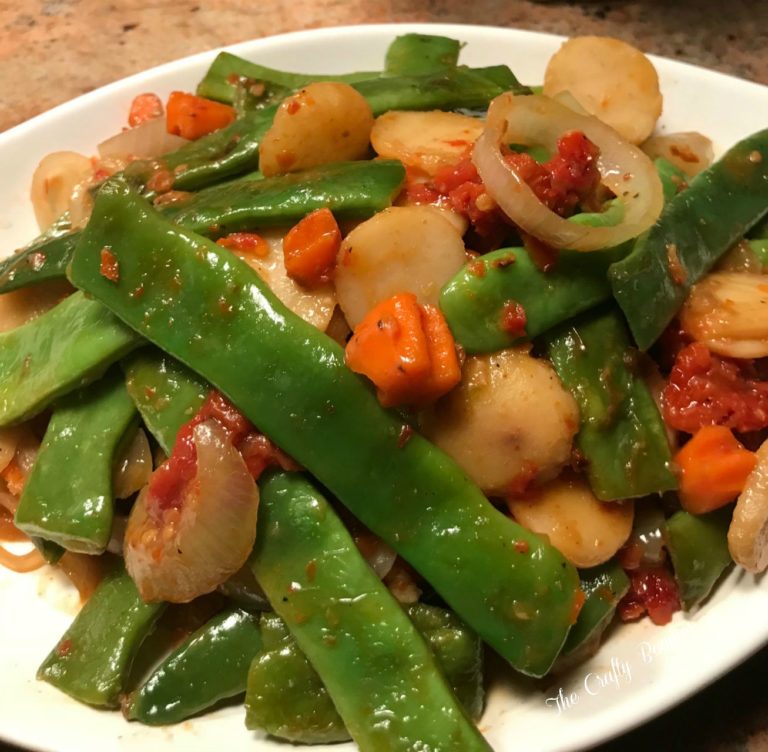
<box><xmin>125</xmin><ymin>420</ymin><xmax>260</xmax><ymax>603</ymax></box>
<box><xmin>98</xmin><ymin>117</ymin><xmax>189</xmax><ymax>160</ymax></box>
<box><xmin>0</xmin><ymin>544</ymin><xmax>45</xmax><ymax>573</ymax></box>
<box><xmin>472</xmin><ymin>93</ymin><xmax>664</xmax><ymax>252</ymax></box>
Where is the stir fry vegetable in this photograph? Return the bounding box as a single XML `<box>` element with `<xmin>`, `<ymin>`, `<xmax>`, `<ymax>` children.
<box><xmin>2</xmin><ymin>30</ymin><xmax>768</xmax><ymax>752</ymax></box>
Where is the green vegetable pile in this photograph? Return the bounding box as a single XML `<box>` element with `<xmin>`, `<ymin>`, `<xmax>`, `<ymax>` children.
<box><xmin>2</xmin><ymin>31</ymin><xmax>767</xmax><ymax>752</ymax></box>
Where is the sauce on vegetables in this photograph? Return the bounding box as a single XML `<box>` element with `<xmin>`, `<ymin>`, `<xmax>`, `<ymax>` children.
<box><xmin>504</xmin><ymin>131</ymin><xmax>601</xmax><ymax>217</ymax></box>
<box><xmin>663</xmin><ymin>342</ymin><xmax>768</xmax><ymax>433</ymax></box>
<box><xmin>149</xmin><ymin>391</ymin><xmax>287</xmax><ymax>511</ymax></box>
<box><xmin>618</xmin><ymin>566</ymin><xmax>680</xmax><ymax>626</ymax></box>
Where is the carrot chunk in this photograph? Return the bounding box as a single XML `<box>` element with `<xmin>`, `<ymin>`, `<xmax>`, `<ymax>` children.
<box><xmin>416</xmin><ymin>304</ymin><xmax>462</xmax><ymax>399</ymax></box>
<box><xmin>282</xmin><ymin>208</ymin><xmax>342</xmax><ymax>287</ymax></box>
<box><xmin>128</xmin><ymin>93</ymin><xmax>163</xmax><ymax>127</ymax></box>
<box><xmin>675</xmin><ymin>425</ymin><xmax>756</xmax><ymax>513</ymax></box>
<box><xmin>345</xmin><ymin>293</ymin><xmax>461</xmax><ymax>407</ymax></box>
<box><xmin>1</xmin><ymin>459</ymin><xmax>26</xmax><ymax>497</ymax></box>
<box><xmin>165</xmin><ymin>91</ymin><xmax>236</xmax><ymax>140</ymax></box>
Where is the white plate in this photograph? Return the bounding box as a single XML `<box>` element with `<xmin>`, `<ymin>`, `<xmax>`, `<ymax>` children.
<box><xmin>1</xmin><ymin>22</ymin><xmax>768</xmax><ymax>752</ymax></box>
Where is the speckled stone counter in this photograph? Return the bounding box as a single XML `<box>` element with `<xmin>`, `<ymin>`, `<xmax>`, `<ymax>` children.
<box><xmin>1</xmin><ymin>0</ymin><xmax>767</xmax><ymax>131</ymax></box>
<box><xmin>0</xmin><ymin>2</ymin><xmax>767</xmax><ymax>751</ymax></box>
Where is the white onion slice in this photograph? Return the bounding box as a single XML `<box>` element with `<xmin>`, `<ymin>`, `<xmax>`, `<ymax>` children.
<box><xmin>472</xmin><ymin>93</ymin><xmax>664</xmax><ymax>251</ymax></box>
<box><xmin>0</xmin><ymin>428</ymin><xmax>20</xmax><ymax>475</ymax></box>
<box><xmin>354</xmin><ymin>533</ymin><xmax>397</xmax><ymax>580</ymax></box>
<box><xmin>98</xmin><ymin>117</ymin><xmax>189</xmax><ymax>160</ymax></box>
<box><xmin>30</xmin><ymin>151</ymin><xmax>92</xmax><ymax>231</ymax></box>
<box><xmin>124</xmin><ymin>420</ymin><xmax>259</xmax><ymax>603</ymax></box>
<box><xmin>113</xmin><ymin>428</ymin><xmax>152</xmax><ymax>500</ymax></box>
<box><xmin>729</xmin><ymin>438</ymin><xmax>768</xmax><ymax>573</ymax></box>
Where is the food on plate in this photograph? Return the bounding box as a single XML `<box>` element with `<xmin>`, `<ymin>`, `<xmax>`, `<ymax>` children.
<box><xmin>543</xmin><ymin>35</ymin><xmax>662</xmax><ymax>144</ymax></box>
<box><xmin>1</xmin><ymin>30</ymin><xmax>768</xmax><ymax>751</ymax></box>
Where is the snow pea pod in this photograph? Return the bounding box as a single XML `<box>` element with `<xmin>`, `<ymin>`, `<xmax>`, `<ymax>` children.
<box><xmin>546</xmin><ymin>306</ymin><xmax>677</xmax><ymax>501</ymax></box>
<box><xmin>0</xmin><ymin>291</ymin><xmax>140</xmax><ymax>426</ymax></box>
<box><xmin>385</xmin><ymin>33</ymin><xmax>461</xmax><ymax>75</ymax></box>
<box><xmin>69</xmin><ymin>178</ymin><xmax>580</xmax><ymax>677</ymax></box>
<box><xmin>562</xmin><ymin>562</ymin><xmax>629</xmax><ymax>655</ymax></box>
<box><xmin>123</xmin><ymin>349</ymin><xmax>208</xmax><ymax>454</ymax></box>
<box><xmin>610</xmin><ymin>128</ymin><xmax>768</xmax><ymax>350</ymax></box>
<box><xmin>246</xmin><ymin>603</ymin><xmax>484</xmax><ymax>744</ymax></box>
<box><xmin>124</xmin><ymin>607</ymin><xmax>262</xmax><ymax>725</ymax></box>
<box><xmin>38</xmin><ymin>563</ymin><xmax>165</xmax><ymax>708</ymax></box>
<box><xmin>666</xmin><ymin>508</ymin><xmax>732</xmax><ymax>610</ymax></box>
<box><xmin>163</xmin><ymin>159</ymin><xmax>406</xmax><ymax>236</ymax></box>
<box><xmin>15</xmin><ymin>370</ymin><xmax>137</xmax><ymax>553</ymax></box>
<box><xmin>249</xmin><ymin>471</ymin><xmax>491</xmax><ymax>751</ymax></box>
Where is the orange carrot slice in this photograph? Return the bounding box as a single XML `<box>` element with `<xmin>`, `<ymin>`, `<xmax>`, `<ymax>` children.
<box><xmin>166</xmin><ymin>92</ymin><xmax>236</xmax><ymax>140</ymax></box>
<box><xmin>282</xmin><ymin>208</ymin><xmax>342</xmax><ymax>288</ymax></box>
<box><xmin>345</xmin><ymin>292</ymin><xmax>431</xmax><ymax>407</ymax></box>
<box><xmin>675</xmin><ymin>425</ymin><xmax>756</xmax><ymax>514</ymax></box>
<box><xmin>345</xmin><ymin>293</ymin><xmax>461</xmax><ymax>407</ymax></box>
<box><xmin>415</xmin><ymin>304</ymin><xmax>462</xmax><ymax>400</ymax></box>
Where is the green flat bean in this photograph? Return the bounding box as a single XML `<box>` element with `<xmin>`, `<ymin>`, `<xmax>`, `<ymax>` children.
<box><xmin>384</xmin><ymin>33</ymin><xmax>461</xmax><ymax>76</ymax></box>
<box><xmin>124</xmin><ymin>607</ymin><xmax>262</xmax><ymax>725</ymax></box>
<box><xmin>123</xmin><ymin>349</ymin><xmax>208</xmax><ymax>454</ymax></box>
<box><xmin>0</xmin><ymin>291</ymin><xmax>140</xmax><ymax>426</ymax></box>
<box><xmin>546</xmin><ymin>306</ymin><xmax>677</xmax><ymax>500</ymax></box>
<box><xmin>38</xmin><ymin>563</ymin><xmax>165</xmax><ymax>707</ymax></box>
<box><xmin>470</xmin><ymin>64</ymin><xmax>530</xmax><ymax>94</ymax></box>
<box><xmin>3</xmin><ymin>161</ymin><xmax>404</xmax><ymax>294</ymax></box>
<box><xmin>15</xmin><ymin>370</ymin><xmax>137</xmax><ymax>553</ymax></box>
<box><xmin>354</xmin><ymin>67</ymin><xmax>507</xmax><ymax>116</ymax></box>
<box><xmin>69</xmin><ymin>178</ymin><xmax>581</xmax><ymax>677</ymax></box>
<box><xmin>407</xmin><ymin>602</ymin><xmax>484</xmax><ymax>721</ymax></box>
<box><xmin>246</xmin><ymin>612</ymin><xmax>351</xmax><ymax>744</ymax></box>
<box><xmin>249</xmin><ymin>471</ymin><xmax>491</xmax><ymax>751</ymax></box>
<box><xmin>610</xmin><ymin>128</ymin><xmax>768</xmax><ymax>349</ymax></box>
<box><xmin>0</xmin><ymin>232</ymin><xmax>79</xmax><ymax>293</ymax></box>
<box><xmin>563</xmin><ymin>562</ymin><xmax>630</xmax><ymax>655</ymax></box>
<box><xmin>197</xmin><ymin>51</ymin><xmax>379</xmax><ymax>105</ymax></box>
<box><xmin>123</xmin><ymin>109</ymin><xmax>276</xmax><ymax>193</ymax></box>
<box><xmin>246</xmin><ymin>604</ymin><xmax>483</xmax><ymax>744</ymax></box>
<box><xmin>136</xmin><ymin>66</ymin><xmax>510</xmax><ymax>195</ymax></box>
<box><xmin>666</xmin><ymin>508</ymin><xmax>733</xmax><ymax>609</ymax></box>
<box><xmin>440</xmin><ymin>245</ymin><xmax>626</xmax><ymax>354</ymax></box>
<box><xmin>163</xmin><ymin>160</ymin><xmax>406</xmax><ymax>235</ymax></box>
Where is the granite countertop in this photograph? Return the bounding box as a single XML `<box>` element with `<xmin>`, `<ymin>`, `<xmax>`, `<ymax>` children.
<box><xmin>1</xmin><ymin>0</ymin><xmax>767</xmax><ymax>131</ymax></box>
<box><xmin>1</xmin><ymin>1</ymin><xmax>767</xmax><ymax>751</ymax></box>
